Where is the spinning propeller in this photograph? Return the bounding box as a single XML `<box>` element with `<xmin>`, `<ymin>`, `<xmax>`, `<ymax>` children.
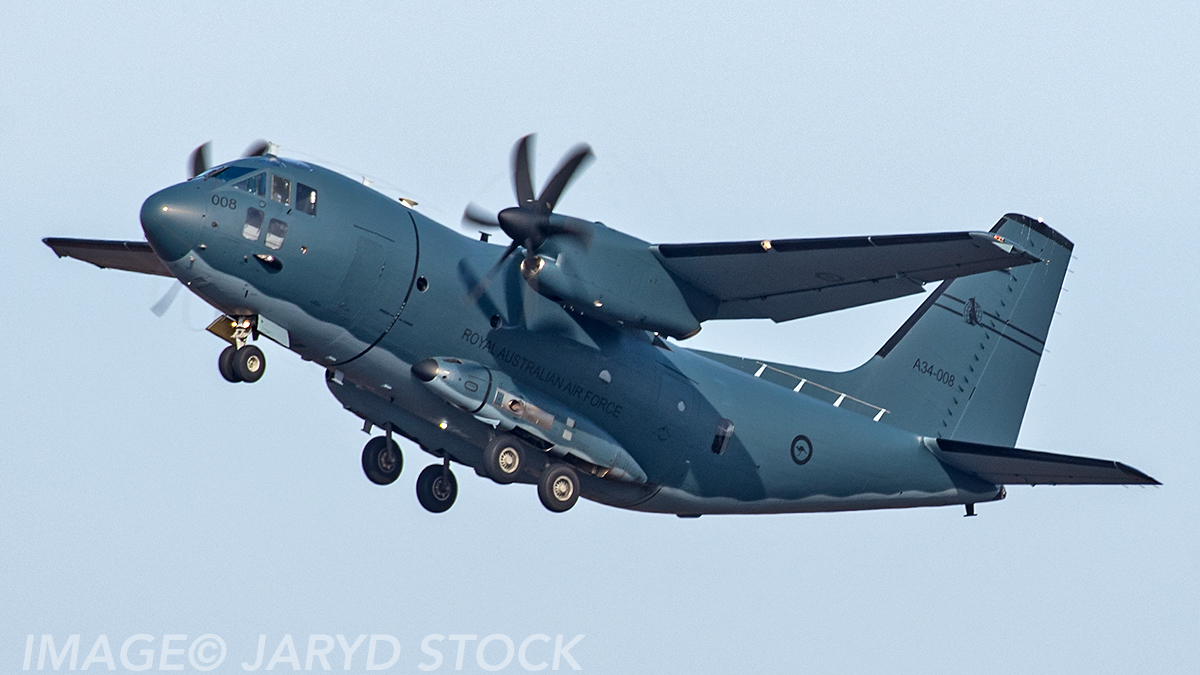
<box><xmin>463</xmin><ymin>134</ymin><xmax>595</xmax><ymax>299</ymax></box>
<box><xmin>188</xmin><ymin>139</ymin><xmax>273</xmax><ymax>179</ymax></box>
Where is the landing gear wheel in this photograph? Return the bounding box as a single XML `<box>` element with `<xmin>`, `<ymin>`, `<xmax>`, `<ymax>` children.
<box><xmin>538</xmin><ymin>463</ymin><xmax>580</xmax><ymax>512</ymax></box>
<box><xmin>233</xmin><ymin>344</ymin><xmax>266</xmax><ymax>383</ymax></box>
<box><xmin>483</xmin><ymin>435</ymin><xmax>526</xmax><ymax>484</ymax></box>
<box><xmin>416</xmin><ymin>464</ymin><xmax>458</xmax><ymax>513</ymax></box>
<box><xmin>218</xmin><ymin>345</ymin><xmax>241</xmax><ymax>383</ymax></box>
<box><xmin>361</xmin><ymin>436</ymin><xmax>403</xmax><ymax>485</ymax></box>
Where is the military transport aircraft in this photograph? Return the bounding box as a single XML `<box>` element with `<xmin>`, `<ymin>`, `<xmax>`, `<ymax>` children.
<box><xmin>44</xmin><ymin>136</ymin><xmax>1158</xmax><ymax>516</ymax></box>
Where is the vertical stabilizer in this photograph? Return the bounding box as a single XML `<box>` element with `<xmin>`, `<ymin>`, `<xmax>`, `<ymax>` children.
<box><xmin>843</xmin><ymin>214</ymin><xmax>1072</xmax><ymax>445</ymax></box>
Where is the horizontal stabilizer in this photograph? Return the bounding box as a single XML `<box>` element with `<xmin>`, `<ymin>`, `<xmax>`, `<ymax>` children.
<box><xmin>43</xmin><ymin>237</ymin><xmax>172</xmax><ymax>277</ymax></box>
<box><xmin>931</xmin><ymin>438</ymin><xmax>1159</xmax><ymax>486</ymax></box>
<box><xmin>655</xmin><ymin>231</ymin><xmax>1039</xmax><ymax>323</ymax></box>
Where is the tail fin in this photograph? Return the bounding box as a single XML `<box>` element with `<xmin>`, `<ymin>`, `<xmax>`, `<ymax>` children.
<box><xmin>691</xmin><ymin>213</ymin><xmax>1072</xmax><ymax>446</ymax></box>
<box><xmin>841</xmin><ymin>213</ymin><xmax>1072</xmax><ymax>445</ymax></box>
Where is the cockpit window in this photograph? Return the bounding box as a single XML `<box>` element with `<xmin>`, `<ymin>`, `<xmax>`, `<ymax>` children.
<box><xmin>233</xmin><ymin>173</ymin><xmax>266</xmax><ymax>196</ymax></box>
<box><xmin>210</xmin><ymin>166</ymin><xmax>254</xmax><ymax>183</ymax></box>
<box><xmin>243</xmin><ymin>207</ymin><xmax>263</xmax><ymax>241</ymax></box>
<box><xmin>265</xmin><ymin>218</ymin><xmax>288</xmax><ymax>250</ymax></box>
<box><xmin>271</xmin><ymin>175</ymin><xmax>291</xmax><ymax>206</ymax></box>
<box><xmin>296</xmin><ymin>183</ymin><xmax>317</xmax><ymax>216</ymax></box>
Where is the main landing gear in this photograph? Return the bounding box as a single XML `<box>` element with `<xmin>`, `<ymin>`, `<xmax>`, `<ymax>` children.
<box><xmin>361</xmin><ymin>434</ymin><xmax>403</xmax><ymax>485</ymax></box>
<box><xmin>482</xmin><ymin>434</ymin><xmax>527</xmax><ymax>484</ymax></box>
<box><xmin>416</xmin><ymin>461</ymin><xmax>458</xmax><ymax>513</ymax></box>
<box><xmin>355</xmin><ymin>428</ymin><xmax>580</xmax><ymax>514</ymax></box>
<box><xmin>538</xmin><ymin>463</ymin><xmax>581</xmax><ymax>513</ymax></box>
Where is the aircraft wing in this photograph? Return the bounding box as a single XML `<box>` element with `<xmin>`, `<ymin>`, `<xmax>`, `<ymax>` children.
<box><xmin>43</xmin><ymin>237</ymin><xmax>172</xmax><ymax>277</ymax></box>
<box><xmin>932</xmin><ymin>438</ymin><xmax>1160</xmax><ymax>486</ymax></box>
<box><xmin>654</xmin><ymin>231</ymin><xmax>1039</xmax><ymax>322</ymax></box>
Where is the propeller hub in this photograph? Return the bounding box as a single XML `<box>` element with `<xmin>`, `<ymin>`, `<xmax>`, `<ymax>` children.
<box><xmin>497</xmin><ymin>207</ymin><xmax>547</xmax><ymax>247</ymax></box>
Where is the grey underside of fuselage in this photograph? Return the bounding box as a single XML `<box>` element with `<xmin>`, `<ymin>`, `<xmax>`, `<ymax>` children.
<box><xmin>166</xmin><ymin>246</ymin><xmax>998</xmax><ymax>516</ymax></box>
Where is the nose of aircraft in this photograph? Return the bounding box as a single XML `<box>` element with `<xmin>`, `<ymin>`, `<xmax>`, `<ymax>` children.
<box><xmin>141</xmin><ymin>184</ymin><xmax>204</xmax><ymax>262</ymax></box>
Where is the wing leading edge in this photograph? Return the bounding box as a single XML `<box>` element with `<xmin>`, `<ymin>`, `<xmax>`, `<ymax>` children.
<box><xmin>654</xmin><ymin>229</ymin><xmax>1040</xmax><ymax>323</ymax></box>
<box><xmin>43</xmin><ymin>237</ymin><xmax>172</xmax><ymax>277</ymax></box>
<box><xmin>931</xmin><ymin>438</ymin><xmax>1160</xmax><ymax>486</ymax></box>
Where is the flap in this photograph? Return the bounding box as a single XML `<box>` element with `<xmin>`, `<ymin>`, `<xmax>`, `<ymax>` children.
<box><xmin>44</xmin><ymin>237</ymin><xmax>173</xmax><ymax>277</ymax></box>
<box><xmin>654</xmin><ymin>231</ymin><xmax>1039</xmax><ymax>322</ymax></box>
<box><xmin>931</xmin><ymin>438</ymin><xmax>1160</xmax><ymax>486</ymax></box>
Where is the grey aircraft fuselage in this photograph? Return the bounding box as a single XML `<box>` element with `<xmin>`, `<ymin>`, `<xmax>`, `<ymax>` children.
<box><xmin>137</xmin><ymin>155</ymin><xmax>996</xmax><ymax>516</ymax></box>
<box><xmin>52</xmin><ymin>142</ymin><xmax>1148</xmax><ymax>517</ymax></box>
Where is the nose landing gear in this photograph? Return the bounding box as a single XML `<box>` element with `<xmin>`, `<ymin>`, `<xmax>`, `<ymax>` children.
<box><xmin>213</xmin><ymin>316</ymin><xmax>266</xmax><ymax>383</ymax></box>
<box><xmin>219</xmin><ymin>344</ymin><xmax>266</xmax><ymax>383</ymax></box>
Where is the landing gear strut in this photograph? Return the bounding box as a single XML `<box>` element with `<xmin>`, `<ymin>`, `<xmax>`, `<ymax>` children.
<box><xmin>416</xmin><ymin>461</ymin><xmax>458</xmax><ymax>513</ymax></box>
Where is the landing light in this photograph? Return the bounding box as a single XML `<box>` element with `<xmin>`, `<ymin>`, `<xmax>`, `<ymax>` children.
<box><xmin>438</xmin><ymin>420</ymin><xmax>448</xmax><ymax>430</ymax></box>
<box><xmin>162</xmin><ymin>206</ymin><xmax>169</xmax><ymax>212</ymax></box>
<box><xmin>761</xmin><ymin>240</ymin><xmax>772</xmax><ymax>250</ymax></box>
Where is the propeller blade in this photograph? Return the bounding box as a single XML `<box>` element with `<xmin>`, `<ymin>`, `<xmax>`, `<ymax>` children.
<box><xmin>188</xmin><ymin>142</ymin><xmax>211</xmax><ymax>179</ymax></box>
<box><xmin>512</xmin><ymin>134</ymin><xmax>535</xmax><ymax>206</ymax></box>
<box><xmin>537</xmin><ymin>143</ymin><xmax>593</xmax><ymax>212</ymax></box>
<box><xmin>466</xmin><ymin>241</ymin><xmax>520</xmax><ymax>301</ymax></box>
<box><xmin>151</xmin><ymin>281</ymin><xmax>184</xmax><ymax>317</ymax></box>
<box><xmin>243</xmin><ymin>139</ymin><xmax>272</xmax><ymax>157</ymax></box>
<box><xmin>462</xmin><ymin>202</ymin><xmax>500</xmax><ymax>229</ymax></box>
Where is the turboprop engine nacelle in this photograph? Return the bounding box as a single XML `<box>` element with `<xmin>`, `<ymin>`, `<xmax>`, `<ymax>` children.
<box><xmin>411</xmin><ymin>356</ymin><xmax>648</xmax><ymax>483</ymax></box>
<box><xmin>524</xmin><ymin>224</ymin><xmax>703</xmax><ymax>339</ymax></box>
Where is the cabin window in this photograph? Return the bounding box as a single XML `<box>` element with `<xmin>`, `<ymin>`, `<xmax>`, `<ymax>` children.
<box><xmin>233</xmin><ymin>172</ymin><xmax>266</xmax><ymax>196</ymax></box>
<box><xmin>296</xmin><ymin>183</ymin><xmax>317</xmax><ymax>216</ymax></box>
<box><xmin>711</xmin><ymin>418</ymin><xmax>734</xmax><ymax>455</ymax></box>
<box><xmin>265</xmin><ymin>218</ymin><xmax>288</xmax><ymax>250</ymax></box>
<box><xmin>242</xmin><ymin>207</ymin><xmax>264</xmax><ymax>241</ymax></box>
<box><xmin>271</xmin><ymin>175</ymin><xmax>291</xmax><ymax>205</ymax></box>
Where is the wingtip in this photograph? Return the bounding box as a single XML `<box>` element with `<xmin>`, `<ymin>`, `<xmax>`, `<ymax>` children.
<box><xmin>1116</xmin><ymin>462</ymin><xmax>1161</xmax><ymax>486</ymax></box>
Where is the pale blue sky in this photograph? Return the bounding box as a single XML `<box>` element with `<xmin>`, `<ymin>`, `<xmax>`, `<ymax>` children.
<box><xmin>2</xmin><ymin>2</ymin><xmax>1196</xmax><ymax>673</ymax></box>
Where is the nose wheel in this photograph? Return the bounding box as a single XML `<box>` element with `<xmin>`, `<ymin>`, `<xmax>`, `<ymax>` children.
<box><xmin>218</xmin><ymin>344</ymin><xmax>266</xmax><ymax>383</ymax></box>
<box><xmin>416</xmin><ymin>463</ymin><xmax>458</xmax><ymax>513</ymax></box>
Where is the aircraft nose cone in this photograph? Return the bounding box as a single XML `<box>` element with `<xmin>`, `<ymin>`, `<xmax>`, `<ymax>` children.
<box><xmin>411</xmin><ymin>359</ymin><xmax>440</xmax><ymax>382</ymax></box>
<box><xmin>140</xmin><ymin>185</ymin><xmax>203</xmax><ymax>262</ymax></box>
